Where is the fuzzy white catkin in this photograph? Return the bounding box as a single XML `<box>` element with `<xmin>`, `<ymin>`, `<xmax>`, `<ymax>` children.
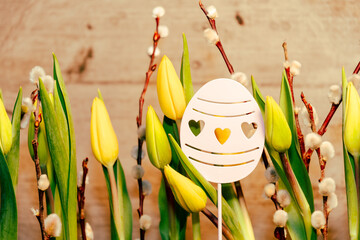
<box><xmin>31</xmin><ymin>207</ymin><xmax>39</xmax><ymax>216</ymax></box>
<box><xmin>328</xmin><ymin>85</ymin><xmax>341</xmax><ymax>105</ymax></box>
<box><xmin>311</xmin><ymin>211</ymin><xmax>326</xmax><ymax>229</ymax></box>
<box><xmin>139</xmin><ymin>215</ymin><xmax>152</xmax><ymax>230</ymax></box>
<box><xmin>265</xmin><ymin>166</ymin><xmax>279</xmax><ymax>183</ymax></box>
<box><xmin>131</xmin><ymin>145</ymin><xmax>146</xmax><ymax>160</ymax></box>
<box><xmin>320</xmin><ymin>141</ymin><xmax>335</xmax><ymax>160</ymax></box>
<box><xmin>137</xmin><ymin>125</ymin><xmax>146</xmax><ymax>140</ymax></box>
<box><xmin>231</xmin><ymin>72</ymin><xmax>248</xmax><ymax>86</ymax></box>
<box><xmin>44</xmin><ymin>213</ymin><xmax>62</xmax><ymax>237</ymax></box>
<box><xmin>203</xmin><ymin>28</ymin><xmax>219</xmax><ymax>45</ymax></box>
<box><xmin>152</xmin><ymin>6</ymin><xmax>165</xmax><ymax>18</ymax></box>
<box><xmin>147</xmin><ymin>46</ymin><xmax>160</xmax><ymax>57</ymax></box>
<box><xmin>29</xmin><ymin>66</ymin><xmax>46</xmax><ymax>85</ymax></box>
<box><xmin>327</xmin><ymin>193</ymin><xmax>338</xmax><ymax>211</ymax></box>
<box><xmin>318</xmin><ymin>177</ymin><xmax>336</xmax><ymax>196</ymax></box>
<box><xmin>142</xmin><ymin>180</ymin><xmax>152</xmax><ymax>196</ymax></box>
<box><xmin>131</xmin><ymin>165</ymin><xmax>145</xmax><ymax>179</ymax></box>
<box><xmin>300</xmin><ymin>106</ymin><xmax>319</xmax><ymax>128</ymax></box>
<box><xmin>77</xmin><ymin>170</ymin><xmax>90</xmax><ymax>187</ymax></box>
<box><xmin>38</xmin><ymin>174</ymin><xmax>50</xmax><ymax>191</ymax></box>
<box><xmin>43</xmin><ymin>75</ymin><xmax>54</xmax><ymax>93</ymax></box>
<box><xmin>290</xmin><ymin>60</ymin><xmax>301</xmax><ymax>76</ymax></box>
<box><xmin>264</xmin><ymin>183</ymin><xmax>276</xmax><ymax>198</ymax></box>
<box><xmin>158</xmin><ymin>25</ymin><xmax>169</xmax><ymax>38</ymax></box>
<box><xmin>294</xmin><ymin>106</ymin><xmax>300</xmax><ymax>114</ymax></box>
<box><xmin>273</xmin><ymin>210</ymin><xmax>288</xmax><ymax>227</ymax></box>
<box><xmin>305</xmin><ymin>132</ymin><xmax>322</xmax><ymax>150</ymax></box>
<box><xmin>277</xmin><ymin>190</ymin><xmax>291</xmax><ymax>208</ymax></box>
<box><xmin>22</xmin><ymin>97</ymin><xmax>34</xmax><ymax>113</ymax></box>
<box><xmin>206</xmin><ymin>5</ymin><xmax>218</xmax><ymax>19</ymax></box>
<box><xmin>283</xmin><ymin>61</ymin><xmax>290</xmax><ymax>69</ymax></box>
<box><xmin>349</xmin><ymin>74</ymin><xmax>360</xmax><ymax>89</ymax></box>
<box><xmin>85</xmin><ymin>222</ymin><xmax>94</xmax><ymax>240</ymax></box>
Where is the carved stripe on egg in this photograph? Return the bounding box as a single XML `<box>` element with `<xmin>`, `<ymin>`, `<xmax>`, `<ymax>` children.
<box><xmin>180</xmin><ymin>78</ymin><xmax>265</xmax><ymax>183</ymax></box>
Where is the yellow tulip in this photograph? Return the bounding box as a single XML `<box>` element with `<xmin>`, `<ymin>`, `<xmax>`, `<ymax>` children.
<box><xmin>344</xmin><ymin>82</ymin><xmax>360</xmax><ymax>157</ymax></box>
<box><xmin>157</xmin><ymin>55</ymin><xmax>186</xmax><ymax>120</ymax></box>
<box><xmin>146</xmin><ymin>105</ymin><xmax>172</xmax><ymax>169</ymax></box>
<box><xmin>265</xmin><ymin>96</ymin><xmax>292</xmax><ymax>153</ymax></box>
<box><xmin>0</xmin><ymin>97</ymin><xmax>12</xmax><ymax>154</ymax></box>
<box><xmin>164</xmin><ymin>165</ymin><xmax>207</xmax><ymax>213</ymax></box>
<box><xmin>90</xmin><ymin>97</ymin><xmax>119</xmax><ymax>168</ymax></box>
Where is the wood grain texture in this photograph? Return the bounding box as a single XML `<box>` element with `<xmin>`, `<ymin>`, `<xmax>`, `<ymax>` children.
<box><xmin>0</xmin><ymin>0</ymin><xmax>358</xmax><ymax>239</ymax></box>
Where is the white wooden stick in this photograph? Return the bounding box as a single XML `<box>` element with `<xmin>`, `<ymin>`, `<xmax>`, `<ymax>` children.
<box><xmin>218</xmin><ymin>183</ymin><xmax>222</xmax><ymax>240</ymax></box>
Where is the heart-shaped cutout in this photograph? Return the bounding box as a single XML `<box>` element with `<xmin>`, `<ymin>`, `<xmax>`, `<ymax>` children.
<box><xmin>214</xmin><ymin>128</ymin><xmax>231</xmax><ymax>144</ymax></box>
<box><xmin>241</xmin><ymin>122</ymin><xmax>257</xmax><ymax>138</ymax></box>
<box><xmin>189</xmin><ymin>120</ymin><xmax>205</xmax><ymax>136</ymax></box>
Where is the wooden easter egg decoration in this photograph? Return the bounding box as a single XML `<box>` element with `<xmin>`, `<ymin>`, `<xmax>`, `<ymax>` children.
<box><xmin>180</xmin><ymin>78</ymin><xmax>265</xmax><ymax>184</ymax></box>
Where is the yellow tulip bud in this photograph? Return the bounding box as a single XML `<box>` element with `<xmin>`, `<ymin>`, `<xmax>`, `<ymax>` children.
<box><xmin>344</xmin><ymin>82</ymin><xmax>360</xmax><ymax>157</ymax></box>
<box><xmin>90</xmin><ymin>97</ymin><xmax>119</xmax><ymax>168</ymax></box>
<box><xmin>0</xmin><ymin>97</ymin><xmax>12</xmax><ymax>154</ymax></box>
<box><xmin>265</xmin><ymin>96</ymin><xmax>292</xmax><ymax>153</ymax></box>
<box><xmin>164</xmin><ymin>165</ymin><xmax>207</xmax><ymax>213</ymax></box>
<box><xmin>157</xmin><ymin>55</ymin><xmax>186</xmax><ymax>120</ymax></box>
<box><xmin>145</xmin><ymin>105</ymin><xmax>172</xmax><ymax>169</ymax></box>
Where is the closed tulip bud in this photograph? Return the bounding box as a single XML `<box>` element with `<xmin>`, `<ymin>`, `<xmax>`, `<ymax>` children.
<box><xmin>91</xmin><ymin>97</ymin><xmax>119</xmax><ymax>168</ymax></box>
<box><xmin>157</xmin><ymin>55</ymin><xmax>186</xmax><ymax>120</ymax></box>
<box><xmin>265</xmin><ymin>96</ymin><xmax>292</xmax><ymax>153</ymax></box>
<box><xmin>145</xmin><ymin>105</ymin><xmax>172</xmax><ymax>169</ymax></box>
<box><xmin>344</xmin><ymin>82</ymin><xmax>360</xmax><ymax>157</ymax></box>
<box><xmin>164</xmin><ymin>165</ymin><xmax>207</xmax><ymax>213</ymax></box>
<box><xmin>0</xmin><ymin>97</ymin><xmax>12</xmax><ymax>154</ymax></box>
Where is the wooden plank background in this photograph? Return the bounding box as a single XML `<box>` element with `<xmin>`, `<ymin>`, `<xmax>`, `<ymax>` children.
<box><xmin>1</xmin><ymin>0</ymin><xmax>359</xmax><ymax>239</ymax></box>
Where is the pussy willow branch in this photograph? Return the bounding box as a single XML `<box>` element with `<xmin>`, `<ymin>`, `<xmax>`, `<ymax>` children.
<box><xmin>135</xmin><ymin>16</ymin><xmax>161</xmax><ymax>240</ymax></box>
<box><xmin>302</xmin><ymin>61</ymin><xmax>360</xmax><ymax>164</ymax></box>
<box><xmin>201</xmin><ymin>208</ymin><xmax>234</xmax><ymax>240</ymax></box>
<box><xmin>199</xmin><ymin>0</ymin><xmax>234</xmax><ymax>74</ymax></box>
<box><xmin>31</xmin><ymin>89</ymin><xmax>49</xmax><ymax>240</ymax></box>
<box><xmin>282</xmin><ymin>42</ymin><xmax>305</xmax><ymax>158</ymax></box>
<box><xmin>77</xmin><ymin>158</ymin><xmax>89</xmax><ymax>240</ymax></box>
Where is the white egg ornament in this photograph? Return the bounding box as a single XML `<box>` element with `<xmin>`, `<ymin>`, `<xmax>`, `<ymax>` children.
<box><xmin>180</xmin><ymin>78</ymin><xmax>265</xmax><ymax>183</ymax></box>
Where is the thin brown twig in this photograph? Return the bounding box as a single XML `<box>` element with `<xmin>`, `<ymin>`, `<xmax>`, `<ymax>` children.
<box><xmin>31</xmin><ymin>90</ymin><xmax>49</xmax><ymax>240</ymax></box>
<box><xmin>199</xmin><ymin>1</ymin><xmax>234</xmax><ymax>74</ymax></box>
<box><xmin>77</xmin><ymin>158</ymin><xmax>89</xmax><ymax>240</ymax></box>
<box><xmin>201</xmin><ymin>208</ymin><xmax>234</xmax><ymax>240</ymax></box>
<box><xmin>302</xmin><ymin>61</ymin><xmax>360</xmax><ymax>164</ymax></box>
<box><xmin>282</xmin><ymin>42</ymin><xmax>305</xmax><ymax>158</ymax></box>
<box><xmin>135</xmin><ymin>16</ymin><xmax>162</xmax><ymax>240</ymax></box>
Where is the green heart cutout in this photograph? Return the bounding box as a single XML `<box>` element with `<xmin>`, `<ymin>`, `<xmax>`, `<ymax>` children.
<box><xmin>189</xmin><ymin>120</ymin><xmax>204</xmax><ymax>136</ymax></box>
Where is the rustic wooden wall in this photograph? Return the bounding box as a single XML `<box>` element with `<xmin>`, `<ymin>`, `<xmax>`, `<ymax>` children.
<box><xmin>1</xmin><ymin>0</ymin><xmax>360</xmax><ymax>239</ymax></box>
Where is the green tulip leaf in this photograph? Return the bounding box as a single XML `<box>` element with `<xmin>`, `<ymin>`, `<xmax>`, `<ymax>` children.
<box><xmin>6</xmin><ymin>87</ymin><xmax>22</xmax><ymax>188</ymax></box>
<box><xmin>0</xmin><ymin>147</ymin><xmax>17</xmax><ymax>239</ymax></box>
<box><xmin>159</xmin><ymin>116</ymin><xmax>188</xmax><ymax>240</ymax></box>
<box><xmin>222</xmin><ymin>183</ymin><xmax>255</xmax><ymax>240</ymax></box>
<box><xmin>39</xmin><ymin>79</ymin><xmax>71</xmax><ymax>238</ymax></box>
<box><xmin>279</xmin><ymin>71</ymin><xmax>314</xmax><ymax>211</ymax></box>
<box><xmin>52</xmin><ymin>53</ymin><xmax>78</xmax><ymax>239</ymax></box>
<box><xmin>168</xmin><ymin>134</ymin><xmax>243</xmax><ymax>240</ymax></box>
<box><xmin>102</xmin><ymin>159</ymin><xmax>132</xmax><ymax>240</ymax></box>
<box><xmin>180</xmin><ymin>33</ymin><xmax>194</xmax><ymax>104</ymax></box>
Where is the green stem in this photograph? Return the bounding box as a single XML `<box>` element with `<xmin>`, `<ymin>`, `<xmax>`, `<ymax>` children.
<box><xmin>279</xmin><ymin>152</ymin><xmax>312</xmax><ymax>240</ymax></box>
<box><xmin>192</xmin><ymin>213</ymin><xmax>201</xmax><ymax>240</ymax></box>
<box><xmin>162</xmin><ymin>172</ymin><xmax>178</xmax><ymax>240</ymax></box>
<box><xmin>107</xmin><ymin>165</ymin><xmax>124</xmax><ymax>239</ymax></box>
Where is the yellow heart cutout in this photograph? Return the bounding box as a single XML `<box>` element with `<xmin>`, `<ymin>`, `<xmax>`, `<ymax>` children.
<box><xmin>214</xmin><ymin>128</ymin><xmax>231</xmax><ymax>145</ymax></box>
